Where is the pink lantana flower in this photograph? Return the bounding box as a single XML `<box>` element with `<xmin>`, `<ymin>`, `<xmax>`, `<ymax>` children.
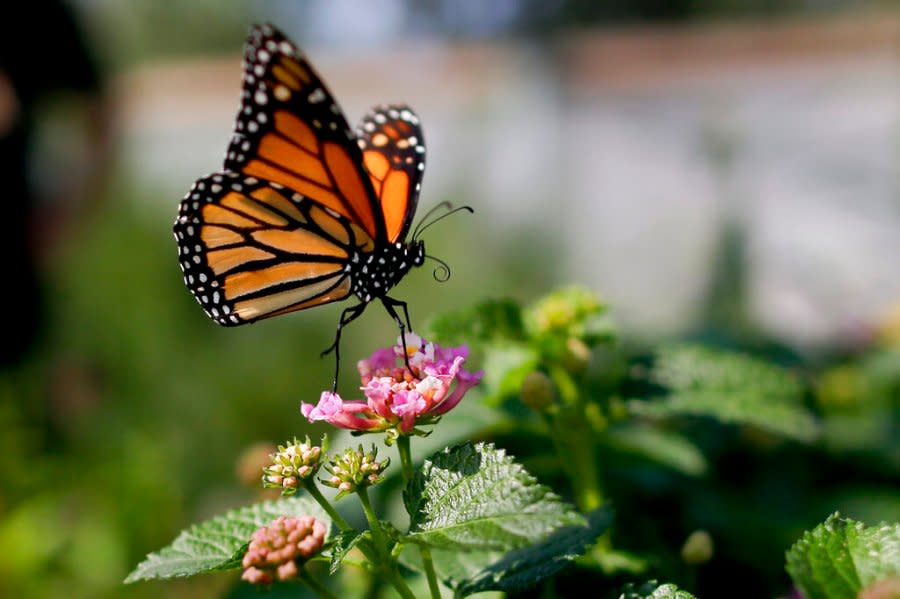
<box><xmin>301</xmin><ymin>333</ymin><xmax>482</xmax><ymax>436</ymax></box>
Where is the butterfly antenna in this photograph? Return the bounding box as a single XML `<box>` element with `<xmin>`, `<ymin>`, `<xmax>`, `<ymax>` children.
<box><xmin>425</xmin><ymin>254</ymin><xmax>452</xmax><ymax>282</ymax></box>
<box><xmin>413</xmin><ymin>205</ymin><xmax>474</xmax><ymax>241</ymax></box>
<box><xmin>412</xmin><ymin>201</ymin><xmax>452</xmax><ymax>240</ymax></box>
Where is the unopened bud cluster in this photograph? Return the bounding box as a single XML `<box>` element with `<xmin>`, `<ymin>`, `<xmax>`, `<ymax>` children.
<box><xmin>262</xmin><ymin>437</ymin><xmax>322</xmax><ymax>495</ymax></box>
<box><xmin>681</xmin><ymin>530</ymin><xmax>714</xmax><ymax>565</ymax></box>
<box><xmin>322</xmin><ymin>445</ymin><xmax>388</xmax><ymax>498</ymax></box>
<box><xmin>241</xmin><ymin>515</ymin><xmax>327</xmax><ymax>584</ymax></box>
<box><xmin>520</xmin><ymin>371</ymin><xmax>556</xmax><ymax>411</ymax></box>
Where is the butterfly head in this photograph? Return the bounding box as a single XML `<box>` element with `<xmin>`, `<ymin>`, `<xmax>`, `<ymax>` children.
<box><xmin>410</xmin><ymin>240</ymin><xmax>426</xmax><ymax>268</ymax></box>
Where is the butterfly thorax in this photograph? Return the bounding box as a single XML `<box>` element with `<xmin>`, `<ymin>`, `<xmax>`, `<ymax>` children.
<box><xmin>348</xmin><ymin>240</ymin><xmax>425</xmax><ymax>304</ymax></box>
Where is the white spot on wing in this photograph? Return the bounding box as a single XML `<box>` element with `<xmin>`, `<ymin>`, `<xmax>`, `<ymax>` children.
<box><xmin>308</xmin><ymin>88</ymin><xmax>325</xmax><ymax>103</ymax></box>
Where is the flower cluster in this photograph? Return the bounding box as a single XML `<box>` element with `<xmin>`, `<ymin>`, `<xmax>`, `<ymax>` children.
<box><xmin>322</xmin><ymin>445</ymin><xmax>389</xmax><ymax>498</ymax></box>
<box><xmin>301</xmin><ymin>333</ymin><xmax>482</xmax><ymax>436</ymax></box>
<box><xmin>262</xmin><ymin>437</ymin><xmax>323</xmax><ymax>495</ymax></box>
<box><xmin>241</xmin><ymin>515</ymin><xmax>327</xmax><ymax>584</ymax></box>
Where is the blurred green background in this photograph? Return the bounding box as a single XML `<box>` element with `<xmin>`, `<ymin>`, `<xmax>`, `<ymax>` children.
<box><xmin>1</xmin><ymin>1</ymin><xmax>898</xmax><ymax>597</ymax></box>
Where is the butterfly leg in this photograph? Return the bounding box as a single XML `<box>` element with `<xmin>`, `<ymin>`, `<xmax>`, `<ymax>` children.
<box><xmin>321</xmin><ymin>302</ymin><xmax>368</xmax><ymax>392</ymax></box>
<box><xmin>381</xmin><ymin>296</ymin><xmax>414</xmax><ymax>373</ymax></box>
<box><xmin>399</xmin><ymin>301</ymin><xmax>413</xmax><ymax>331</ymax></box>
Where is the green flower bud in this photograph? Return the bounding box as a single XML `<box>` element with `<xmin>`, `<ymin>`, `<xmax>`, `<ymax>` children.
<box><xmin>524</xmin><ymin>287</ymin><xmax>613</xmax><ymax>367</ymax></box>
<box><xmin>563</xmin><ymin>337</ymin><xmax>592</xmax><ymax>372</ymax></box>
<box><xmin>321</xmin><ymin>445</ymin><xmax>389</xmax><ymax>499</ymax></box>
<box><xmin>681</xmin><ymin>530</ymin><xmax>714</xmax><ymax>565</ymax></box>
<box><xmin>525</xmin><ymin>286</ymin><xmax>604</xmax><ymax>338</ymax></box>
<box><xmin>816</xmin><ymin>365</ymin><xmax>867</xmax><ymax>411</ymax></box>
<box><xmin>520</xmin><ymin>371</ymin><xmax>556</xmax><ymax>411</ymax></box>
<box><xmin>262</xmin><ymin>437</ymin><xmax>323</xmax><ymax>495</ymax></box>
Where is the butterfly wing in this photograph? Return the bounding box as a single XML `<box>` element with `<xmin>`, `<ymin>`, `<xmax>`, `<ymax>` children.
<box><xmin>174</xmin><ymin>172</ymin><xmax>377</xmax><ymax>326</ymax></box>
<box><xmin>356</xmin><ymin>105</ymin><xmax>426</xmax><ymax>243</ymax></box>
<box><xmin>224</xmin><ymin>23</ymin><xmax>387</xmax><ymax>243</ymax></box>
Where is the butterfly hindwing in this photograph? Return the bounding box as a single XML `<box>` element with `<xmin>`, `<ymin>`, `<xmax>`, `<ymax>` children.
<box><xmin>357</xmin><ymin>105</ymin><xmax>426</xmax><ymax>243</ymax></box>
<box><xmin>174</xmin><ymin>172</ymin><xmax>378</xmax><ymax>325</ymax></box>
<box><xmin>224</xmin><ymin>24</ymin><xmax>387</xmax><ymax>243</ymax></box>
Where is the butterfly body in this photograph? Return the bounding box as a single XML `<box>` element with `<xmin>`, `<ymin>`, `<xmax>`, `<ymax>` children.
<box><xmin>174</xmin><ymin>24</ymin><xmax>437</xmax><ymax>385</ymax></box>
<box><xmin>348</xmin><ymin>240</ymin><xmax>425</xmax><ymax>305</ymax></box>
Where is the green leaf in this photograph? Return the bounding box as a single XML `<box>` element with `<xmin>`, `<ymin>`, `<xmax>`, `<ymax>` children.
<box><xmin>630</xmin><ymin>344</ymin><xmax>818</xmax><ymax>442</ymax></box>
<box><xmin>403</xmin><ymin>442</ymin><xmax>585</xmax><ymax>551</ymax></box>
<box><xmin>481</xmin><ymin>343</ymin><xmax>540</xmax><ymax>405</ymax></box>
<box><xmin>326</xmin><ymin>529</ymin><xmax>369</xmax><ymax>575</ymax></box>
<box><xmin>125</xmin><ymin>496</ymin><xmax>331</xmax><ymax>583</ymax></box>
<box><xmin>652</xmin><ymin>344</ymin><xmax>803</xmax><ymax>399</ymax></box>
<box><xmin>849</xmin><ymin>521</ymin><xmax>900</xmax><ymax>587</ymax></box>
<box><xmin>602</xmin><ymin>423</ymin><xmax>708</xmax><ymax>477</ymax></box>
<box><xmin>785</xmin><ymin>512</ymin><xmax>900</xmax><ymax>599</ymax></box>
<box><xmin>452</xmin><ymin>506</ymin><xmax>613</xmax><ymax>596</ymax></box>
<box><xmin>618</xmin><ymin>580</ymin><xmax>698</xmax><ymax>598</ymax></box>
<box><xmin>425</xmin><ymin>299</ymin><xmax>526</xmax><ymax>345</ymax></box>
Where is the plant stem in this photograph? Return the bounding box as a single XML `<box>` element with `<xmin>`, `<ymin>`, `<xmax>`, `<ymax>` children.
<box><xmin>396</xmin><ymin>435</ymin><xmax>414</xmax><ymax>485</ymax></box>
<box><xmin>549</xmin><ymin>365</ymin><xmax>579</xmax><ymax>405</ymax></box>
<box><xmin>357</xmin><ymin>487</ymin><xmax>387</xmax><ymax>554</ymax></box>
<box><xmin>419</xmin><ymin>545</ymin><xmax>443</xmax><ymax>599</ymax></box>
<box><xmin>544</xmin><ymin>407</ymin><xmax>603</xmax><ymax>511</ymax></box>
<box><xmin>546</xmin><ymin>365</ymin><xmax>604</xmax><ymax>511</ymax></box>
<box><xmin>302</xmin><ymin>479</ymin><xmax>351</xmax><ymax>530</ymax></box>
<box><xmin>358</xmin><ymin>487</ymin><xmax>417</xmax><ymax>599</ymax></box>
<box><xmin>396</xmin><ymin>436</ymin><xmax>441</xmax><ymax>599</ymax></box>
<box><xmin>299</xmin><ymin>568</ymin><xmax>341</xmax><ymax>599</ymax></box>
<box><xmin>338</xmin><ymin>557</ymin><xmax>369</xmax><ymax>570</ymax></box>
<box><xmin>303</xmin><ymin>479</ymin><xmax>385</xmax><ymax>580</ymax></box>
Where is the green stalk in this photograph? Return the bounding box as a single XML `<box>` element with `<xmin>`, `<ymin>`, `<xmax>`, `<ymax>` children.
<box><xmin>358</xmin><ymin>487</ymin><xmax>416</xmax><ymax>599</ymax></box>
<box><xmin>299</xmin><ymin>568</ymin><xmax>341</xmax><ymax>599</ymax></box>
<box><xmin>303</xmin><ymin>475</ymin><xmax>410</xmax><ymax>598</ymax></box>
<box><xmin>396</xmin><ymin>436</ymin><xmax>441</xmax><ymax>599</ymax></box>
<box><xmin>396</xmin><ymin>435</ymin><xmax>414</xmax><ymax>484</ymax></box>
<box><xmin>302</xmin><ymin>479</ymin><xmax>351</xmax><ymax>531</ymax></box>
<box><xmin>419</xmin><ymin>545</ymin><xmax>443</xmax><ymax>599</ymax></box>
<box><xmin>357</xmin><ymin>487</ymin><xmax>388</xmax><ymax>554</ymax></box>
<box><xmin>547</xmin><ymin>365</ymin><xmax>603</xmax><ymax>511</ymax></box>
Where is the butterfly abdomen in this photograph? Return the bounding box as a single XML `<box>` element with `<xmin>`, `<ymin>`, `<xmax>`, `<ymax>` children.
<box><xmin>349</xmin><ymin>240</ymin><xmax>424</xmax><ymax>304</ymax></box>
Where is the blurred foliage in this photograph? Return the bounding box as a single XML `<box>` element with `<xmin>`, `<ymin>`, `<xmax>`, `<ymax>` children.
<box><xmin>419</xmin><ymin>287</ymin><xmax>899</xmax><ymax>597</ymax></box>
<box><xmin>628</xmin><ymin>344</ymin><xmax>818</xmax><ymax>441</ymax></box>
<box><xmin>78</xmin><ymin>0</ymin><xmax>250</xmax><ymax>72</ymax></box>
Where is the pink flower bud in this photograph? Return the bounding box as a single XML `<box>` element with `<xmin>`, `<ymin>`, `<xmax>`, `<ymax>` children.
<box><xmin>240</xmin><ymin>516</ymin><xmax>327</xmax><ymax>584</ymax></box>
<box><xmin>241</xmin><ymin>566</ymin><xmax>272</xmax><ymax>584</ymax></box>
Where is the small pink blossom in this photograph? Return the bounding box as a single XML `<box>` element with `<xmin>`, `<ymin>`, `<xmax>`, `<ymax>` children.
<box><xmin>301</xmin><ymin>391</ymin><xmax>382</xmax><ymax>431</ymax></box>
<box><xmin>300</xmin><ymin>333</ymin><xmax>483</xmax><ymax>435</ymax></box>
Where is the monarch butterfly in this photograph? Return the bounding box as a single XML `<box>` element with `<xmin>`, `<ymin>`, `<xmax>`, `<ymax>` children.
<box><xmin>173</xmin><ymin>23</ymin><xmax>467</xmax><ymax>388</ymax></box>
